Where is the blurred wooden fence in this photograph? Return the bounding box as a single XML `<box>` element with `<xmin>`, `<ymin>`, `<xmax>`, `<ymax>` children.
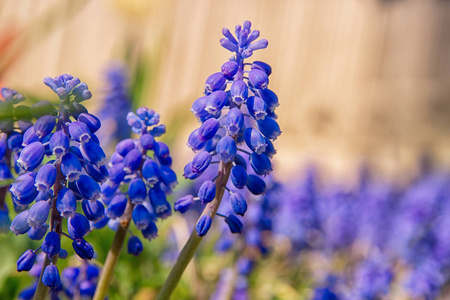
<box><xmin>1</xmin><ymin>0</ymin><xmax>450</xmax><ymax>181</ymax></box>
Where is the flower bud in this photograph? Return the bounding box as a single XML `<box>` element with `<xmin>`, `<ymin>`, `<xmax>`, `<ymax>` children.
<box><xmin>225</xmin><ymin>214</ymin><xmax>243</xmax><ymax>234</ymax></box>
<box><xmin>206</xmin><ymin>91</ymin><xmax>227</xmax><ymax>115</ymax></box>
<box><xmin>42</xmin><ymin>232</ymin><xmax>61</xmax><ymax>258</ymax></box>
<box><xmin>247</xmin><ymin>96</ymin><xmax>267</xmax><ymax>120</ymax></box>
<box><xmin>59</xmin><ymin>249</ymin><xmax>68</xmax><ymax>259</ymax></box>
<box><xmin>221</xmin><ymin>61</ymin><xmax>239</xmax><ymax>80</ymax></box>
<box><xmin>128</xmin><ymin>236</ymin><xmax>143</xmax><ymax>256</ymax></box>
<box><xmin>132</xmin><ymin>204</ymin><xmax>154</xmax><ymax>230</ymax></box>
<box><xmin>250</xmin><ymin>152</ymin><xmax>272</xmax><ymax>176</ymax></box>
<box><xmin>27</xmin><ymin>224</ymin><xmax>48</xmax><ymax>240</ymax></box>
<box><xmin>187</xmin><ymin>129</ymin><xmax>206</xmax><ymax>151</ymax></box>
<box><xmin>7</xmin><ymin>133</ymin><xmax>23</xmax><ymax>151</ymax></box>
<box><xmin>17</xmin><ymin>249</ymin><xmax>36</xmax><ymax>272</ymax></box>
<box><xmin>174</xmin><ymin>195</ymin><xmax>194</xmax><ymax>213</ymax></box>
<box><xmin>191</xmin><ymin>96</ymin><xmax>210</xmax><ymax>120</ymax></box>
<box><xmin>196</xmin><ymin>215</ymin><xmax>212</xmax><ymax>237</ymax></box>
<box><xmin>149</xmin><ymin>187</ymin><xmax>171</xmax><ymax>219</ymax></box>
<box><xmin>256</xmin><ymin>117</ymin><xmax>281</xmax><ymax>140</ymax></box>
<box><xmin>140</xmin><ymin>134</ymin><xmax>155</xmax><ymax>150</ymax></box>
<box><xmin>257</xmin><ymin>89</ymin><xmax>279</xmax><ymax>112</ymax></box>
<box><xmin>84</xmin><ymin>163</ymin><xmax>109</xmax><ymax>184</ymax></box>
<box><xmin>220</xmin><ymin>38</ymin><xmax>238</xmax><ymax>52</ymax></box>
<box><xmin>80</xmin><ymin>140</ymin><xmax>106</xmax><ymax>166</ymax></box>
<box><xmin>248</xmin><ymin>39</ymin><xmax>268</xmax><ymax>51</ymax></box>
<box><xmin>82</xmin><ymin>199</ymin><xmax>105</xmax><ymax>222</ymax></box>
<box><xmin>251</xmin><ymin>61</ymin><xmax>272</xmax><ymax>76</ymax></box>
<box><xmin>198</xmin><ymin>118</ymin><xmax>220</xmax><ymax>141</ymax></box>
<box><xmin>231</xmin><ymin>165</ymin><xmax>247</xmax><ymax>189</ymax></box>
<box><xmin>106</xmin><ymin>194</ymin><xmax>127</xmax><ymax>219</ymax></box>
<box><xmin>246</xmin><ymin>174</ymin><xmax>266</xmax><ymax>195</ymax></box>
<box><xmin>191</xmin><ymin>151</ymin><xmax>212</xmax><ymax>174</ymax></box>
<box><xmin>183</xmin><ymin>162</ymin><xmax>201</xmax><ymax>180</ymax></box>
<box><xmin>249</xmin><ymin>69</ymin><xmax>268</xmax><ymax>89</ymax></box>
<box><xmin>76</xmin><ymin>175</ymin><xmax>101</xmax><ymax>201</ymax></box>
<box><xmin>123</xmin><ymin>149</ymin><xmax>142</xmax><ymax>174</ymax></box>
<box><xmin>42</xmin><ymin>264</ymin><xmax>61</xmax><ymax>289</ymax></box>
<box><xmin>10</xmin><ymin>172</ymin><xmax>38</xmax><ymax>205</ymax></box>
<box><xmin>10</xmin><ymin>210</ymin><xmax>31</xmax><ymax>235</ymax></box>
<box><xmin>154</xmin><ymin>141</ymin><xmax>170</xmax><ymax>159</ymax></box>
<box><xmin>56</xmin><ymin>188</ymin><xmax>76</xmax><ymax>218</ymax></box>
<box><xmin>230</xmin><ymin>192</ymin><xmax>248</xmax><ymax>216</ymax></box>
<box><xmin>17</xmin><ymin>142</ymin><xmax>45</xmax><ymax>171</ymax></box>
<box><xmin>198</xmin><ymin>180</ymin><xmax>216</xmax><ymax>204</ymax></box>
<box><xmin>78</xmin><ymin>113</ymin><xmax>101</xmax><ymax>133</ymax></box>
<box><xmin>205</xmin><ymin>72</ymin><xmax>226</xmax><ymax>94</ymax></box>
<box><xmin>142</xmin><ymin>158</ymin><xmax>160</xmax><ymax>185</ymax></box>
<box><xmin>35</xmin><ymin>164</ymin><xmax>56</xmax><ymax>193</ymax></box>
<box><xmin>72</xmin><ymin>239</ymin><xmax>94</xmax><ymax>260</ymax></box>
<box><xmin>159</xmin><ymin>166</ymin><xmax>178</xmax><ymax>189</ymax></box>
<box><xmin>28</xmin><ymin>201</ymin><xmax>50</xmax><ymax>228</ymax></box>
<box><xmin>68</xmin><ymin>213</ymin><xmax>90</xmax><ymax>239</ymax></box>
<box><xmin>34</xmin><ymin>115</ymin><xmax>55</xmax><ymax>139</ymax></box>
<box><xmin>216</xmin><ymin>136</ymin><xmax>237</xmax><ymax>163</ymax></box>
<box><xmin>230</xmin><ymin>80</ymin><xmax>248</xmax><ymax>105</ymax></box>
<box><xmin>49</xmin><ymin>131</ymin><xmax>69</xmax><ymax>158</ymax></box>
<box><xmin>128</xmin><ymin>178</ymin><xmax>147</xmax><ymax>204</ymax></box>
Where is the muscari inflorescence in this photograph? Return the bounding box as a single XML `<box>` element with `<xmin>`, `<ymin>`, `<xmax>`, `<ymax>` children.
<box><xmin>174</xmin><ymin>20</ymin><xmax>281</xmax><ymax>236</ymax></box>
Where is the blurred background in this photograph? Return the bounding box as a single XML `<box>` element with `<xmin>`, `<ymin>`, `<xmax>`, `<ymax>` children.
<box><xmin>2</xmin><ymin>0</ymin><xmax>450</xmax><ymax>299</ymax></box>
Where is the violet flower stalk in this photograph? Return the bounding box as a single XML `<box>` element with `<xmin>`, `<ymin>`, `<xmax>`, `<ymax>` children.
<box><xmin>158</xmin><ymin>21</ymin><xmax>280</xmax><ymax>299</ymax></box>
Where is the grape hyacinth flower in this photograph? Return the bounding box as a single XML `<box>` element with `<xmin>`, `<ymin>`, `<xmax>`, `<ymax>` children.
<box><xmin>92</xmin><ymin>106</ymin><xmax>177</xmax><ymax>300</ymax></box>
<box><xmin>161</xmin><ymin>21</ymin><xmax>280</xmax><ymax>299</ymax></box>
<box><xmin>7</xmin><ymin>74</ymin><xmax>108</xmax><ymax>299</ymax></box>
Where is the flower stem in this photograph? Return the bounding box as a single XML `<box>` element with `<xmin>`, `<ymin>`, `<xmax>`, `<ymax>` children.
<box><xmin>93</xmin><ymin>200</ymin><xmax>134</xmax><ymax>300</ymax></box>
<box><xmin>33</xmin><ymin>162</ymin><xmax>64</xmax><ymax>300</ymax></box>
<box><xmin>156</xmin><ymin>160</ymin><xmax>232</xmax><ymax>300</ymax></box>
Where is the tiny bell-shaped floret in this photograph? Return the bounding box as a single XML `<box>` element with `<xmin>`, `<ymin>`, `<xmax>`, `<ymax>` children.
<box><xmin>140</xmin><ymin>134</ymin><xmax>155</xmax><ymax>150</ymax></box>
<box><xmin>7</xmin><ymin>133</ymin><xmax>23</xmax><ymax>151</ymax></box>
<box><xmin>80</xmin><ymin>140</ymin><xmax>106</xmax><ymax>166</ymax></box>
<box><xmin>84</xmin><ymin>163</ymin><xmax>109</xmax><ymax>184</ymax></box>
<box><xmin>27</xmin><ymin>224</ymin><xmax>48</xmax><ymax>240</ymax></box>
<box><xmin>226</xmin><ymin>108</ymin><xmax>244</xmax><ymax>136</ymax></box>
<box><xmin>231</xmin><ymin>165</ymin><xmax>248</xmax><ymax>189</ymax></box>
<box><xmin>42</xmin><ymin>231</ymin><xmax>61</xmax><ymax>258</ymax></box>
<box><xmin>191</xmin><ymin>96</ymin><xmax>210</xmax><ymax>120</ymax></box>
<box><xmin>196</xmin><ymin>215</ymin><xmax>212</xmax><ymax>237</ymax></box>
<box><xmin>82</xmin><ymin>199</ymin><xmax>105</xmax><ymax>222</ymax></box>
<box><xmin>150</xmin><ymin>124</ymin><xmax>166</xmax><ymax>137</ymax></box>
<box><xmin>154</xmin><ymin>141</ymin><xmax>170</xmax><ymax>159</ymax></box>
<box><xmin>206</xmin><ymin>91</ymin><xmax>228</xmax><ymax>116</ymax></box>
<box><xmin>191</xmin><ymin>151</ymin><xmax>212</xmax><ymax>174</ymax></box>
<box><xmin>256</xmin><ymin>117</ymin><xmax>281</xmax><ymax>140</ymax></box>
<box><xmin>149</xmin><ymin>187</ymin><xmax>171</xmax><ymax>219</ymax></box>
<box><xmin>61</xmin><ymin>152</ymin><xmax>82</xmax><ymax>182</ymax></box>
<box><xmin>56</xmin><ymin>188</ymin><xmax>77</xmax><ymax>218</ymax></box>
<box><xmin>128</xmin><ymin>178</ymin><xmax>147</xmax><ymax>204</ymax></box>
<box><xmin>221</xmin><ymin>61</ymin><xmax>239</xmax><ymax>80</ymax></box>
<box><xmin>159</xmin><ymin>166</ymin><xmax>178</xmax><ymax>189</ymax></box>
<box><xmin>230</xmin><ymin>192</ymin><xmax>248</xmax><ymax>216</ymax></box>
<box><xmin>251</xmin><ymin>61</ymin><xmax>272</xmax><ymax>76</ymax></box>
<box><xmin>128</xmin><ymin>236</ymin><xmax>143</xmax><ymax>256</ymax></box>
<box><xmin>22</xmin><ymin>126</ymin><xmax>40</xmax><ymax>146</ymax></box>
<box><xmin>132</xmin><ymin>204</ymin><xmax>154</xmax><ymax>230</ymax></box>
<box><xmin>249</xmin><ymin>69</ymin><xmax>269</xmax><ymax>89</ymax></box>
<box><xmin>106</xmin><ymin>194</ymin><xmax>127</xmax><ymax>219</ymax></box>
<box><xmin>28</xmin><ymin>201</ymin><xmax>50</xmax><ymax>228</ymax></box>
<box><xmin>257</xmin><ymin>89</ymin><xmax>279</xmax><ymax>112</ymax></box>
<box><xmin>10</xmin><ymin>210</ymin><xmax>31</xmax><ymax>235</ymax></box>
<box><xmin>250</xmin><ymin>152</ymin><xmax>272</xmax><ymax>176</ymax></box>
<box><xmin>230</xmin><ymin>80</ymin><xmax>248</xmax><ymax>106</ymax></box>
<box><xmin>10</xmin><ymin>172</ymin><xmax>38</xmax><ymax>205</ymax></box>
<box><xmin>34</xmin><ymin>115</ymin><xmax>55</xmax><ymax>139</ymax></box>
<box><xmin>49</xmin><ymin>131</ymin><xmax>69</xmax><ymax>158</ymax></box>
<box><xmin>216</xmin><ymin>136</ymin><xmax>237</xmax><ymax>163</ymax></box>
<box><xmin>198</xmin><ymin>180</ymin><xmax>216</xmax><ymax>204</ymax></box>
<box><xmin>225</xmin><ymin>214</ymin><xmax>243</xmax><ymax>234</ymax></box>
<box><xmin>17</xmin><ymin>142</ymin><xmax>45</xmax><ymax>171</ymax></box>
<box><xmin>263</xmin><ymin>138</ymin><xmax>277</xmax><ymax>158</ymax></box>
<box><xmin>69</xmin><ymin>121</ymin><xmax>91</xmax><ymax>143</ymax></box>
<box><xmin>17</xmin><ymin>249</ymin><xmax>36</xmax><ymax>272</ymax></box>
<box><xmin>205</xmin><ymin>72</ymin><xmax>226</xmax><ymax>94</ymax></box>
<box><xmin>187</xmin><ymin>129</ymin><xmax>206</xmax><ymax>151</ymax></box>
<box><xmin>183</xmin><ymin>162</ymin><xmax>201</xmax><ymax>180</ymax></box>
<box><xmin>247</xmin><ymin>96</ymin><xmax>267</xmax><ymax>120</ymax></box>
<box><xmin>244</xmin><ymin>128</ymin><xmax>267</xmax><ymax>155</ymax></box>
<box><xmin>72</xmin><ymin>83</ymin><xmax>92</xmax><ymax>102</ymax></box>
<box><xmin>42</xmin><ymin>264</ymin><xmax>61</xmax><ymax>289</ymax></box>
<box><xmin>76</xmin><ymin>175</ymin><xmax>101</xmax><ymax>201</ymax></box>
<box><xmin>198</xmin><ymin>118</ymin><xmax>220</xmax><ymax>141</ymax></box>
<box><xmin>141</xmin><ymin>221</ymin><xmax>158</xmax><ymax>241</ymax></box>
<box><xmin>108</xmin><ymin>163</ymin><xmax>126</xmax><ymax>184</ymax></box>
<box><xmin>68</xmin><ymin>213</ymin><xmax>90</xmax><ymax>239</ymax></box>
<box><xmin>116</xmin><ymin>139</ymin><xmax>135</xmax><ymax>157</ymax></box>
<box><xmin>142</xmin><ymin>158</ymin><xmax>160</xmax><ymax>185</ymax></box>
<box><xmin>78</xmin><ymin>113</ymin><xmax>101</xmax><ymax>133</ymax></box>
<box><xmin>123</xmin><ymin>149</ymin><xmax>142</xmax><ymax>173</ymax></box>
<box><xmin>204</xmin><ymin>134</ymin><xmax>221</xmax><ymax>153</ymax></box>
<box><xmin>174</xmin><ymin>195</ymin><xmax>195</xmax><ymax>213</ymax></box>
<box><xmin>72</xmin><ymin>239</ymin><xmax>94</xmax><ymax>260</ymax></box>
<box><xmin>246</xmin><ymin>174</ymin><xmax>266</xmax><ymax>195</ymax></box>
<box><xmin>35</xmin><ymin>164</ymin><xmax>57</xmax><ymax>193</ymax></box>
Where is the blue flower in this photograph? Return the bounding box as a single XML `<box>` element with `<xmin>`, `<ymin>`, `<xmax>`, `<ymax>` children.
<box><xmin>127</xmin><ymin>235</ymin><xmax>144</xmax><ymax>256</ymax></box>
<box><xmin>196</xmin><ymin>215</ymin><xmax>212</xmax><ymax>237</ymax></box>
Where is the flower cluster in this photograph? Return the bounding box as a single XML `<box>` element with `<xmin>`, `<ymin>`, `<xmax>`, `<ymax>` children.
<box><xmin>174</xmin><ymin>21</ymin><xmax>281</xmax><ymax>236</ymax></box>
<box><xmin>97</xmin><ymin>106</ymin><xmax>177</xmax><ymax>254</ymax></box>
<box><xmin>9</xmin><ymin>74</ymin><xmax>107</xmax><ymax>290</ymax></box>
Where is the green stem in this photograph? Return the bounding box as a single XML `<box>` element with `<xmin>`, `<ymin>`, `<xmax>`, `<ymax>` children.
<box><xmin>93</xmin><ymin>200</ymin><xmax>134</xmax><ymax>300</ymax></box>
<box><xmin>156</xmin><ymin>161</ymin><xmax>232</xmax><ymax>300</ymax></box>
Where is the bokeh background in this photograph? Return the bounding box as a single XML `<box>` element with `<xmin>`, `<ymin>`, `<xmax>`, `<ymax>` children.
<box><xmin>1</xmin><ymin>0</ymin><xmax>450</xmax><ymax>299</ymax></box>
